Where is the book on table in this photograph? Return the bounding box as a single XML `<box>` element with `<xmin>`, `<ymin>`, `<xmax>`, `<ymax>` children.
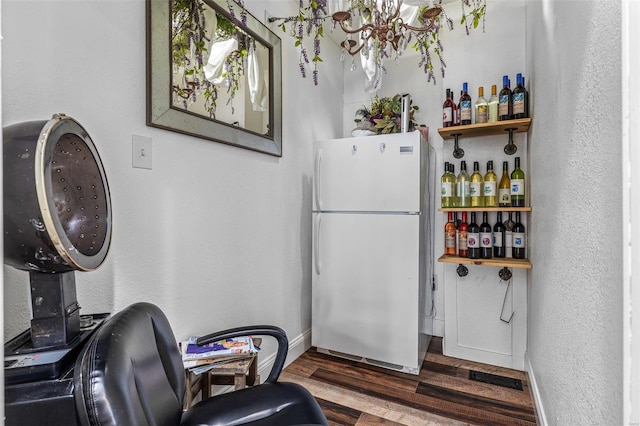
<box><xmin>181</xmin><ymin>336</ymin><xmax>258</xmax><ymax>374</ymax></box>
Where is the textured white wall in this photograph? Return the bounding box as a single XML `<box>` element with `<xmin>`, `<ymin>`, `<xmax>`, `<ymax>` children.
<box><xmin>526</xmin><ymin>1</ymin><xmax>623</xmax><ymax>424</ymax></box>
<box><xmin>2</xmin><ymin>0</ymin><xmax>343</xmax><ymax>362</ymax></box>
<box><xmin>623</xmin><ymin>1</ymin><xmax>640</xmax><ymax>421</ymax></box>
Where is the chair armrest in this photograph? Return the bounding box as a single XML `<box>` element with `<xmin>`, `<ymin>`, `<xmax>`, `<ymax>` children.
<box><xmin>196</xmin><ymin>325</ymin><xmax>288</xmax><ymax>383</ymax></box>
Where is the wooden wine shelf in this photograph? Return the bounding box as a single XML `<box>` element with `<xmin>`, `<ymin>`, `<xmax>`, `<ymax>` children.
<box><xmin>438</xmin><ymin>118</ymin><xmax>531</xmax><ymax>140</ymax></box>
<box><xmin>438</xmin><ymin>255</ymin><xmax>532</xmax><ymax>269</ymax></box>
<box><xmin>438</xmin><ymin>207</ymin><xmax>531</xmax><ymax>212</ymax></box>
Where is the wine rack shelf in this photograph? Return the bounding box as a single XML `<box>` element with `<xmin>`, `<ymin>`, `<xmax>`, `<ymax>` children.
<box><xmin>438</xmin><ymin>207</ymin><xmax>531</xmax><ymax>213</ymax></box>
<box><xmin>438</xmin><ymin>255</ymin><xmax>532</xmax><ymax>269</ymax></box>
<box><xmin>439</xmin><ymin>117</ymin><xmax>532</xmax><ymax>271</ymax></box>
<box><xmin>437</xmin><ymin>118</ymin><xmax>531</xmax><ymax>140</ymax></box>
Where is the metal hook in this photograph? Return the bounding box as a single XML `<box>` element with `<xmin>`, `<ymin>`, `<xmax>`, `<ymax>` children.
<box><xmin>456</xmin><ymin>264</ymin><xmax>468</xmax><ymax>277</ymax></box>
<box><xmin>499</xmin><ymin>270</ymin><xmax>514</xmax><ymax>323</ymax></box>
<box><xmin>498</xmin><ymin>267</ymin><xmax>512</xmax><ymax>281</ymax></box>
<box><xmin>504</xmin><ymin>128</ymin><xmax>517</xmax><ymax>155</ymax></box>
<box><xmin>452</xmin><ymin>134</ymin><xmax>464</xmax><ymax>159</ymax></box>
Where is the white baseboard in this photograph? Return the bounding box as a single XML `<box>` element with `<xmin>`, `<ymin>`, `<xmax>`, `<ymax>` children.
<box><xmin>525</xmin><ymin>353</ymin><xmax>547</xmax><ymax>426</ymax></box>
<box><xmin>432</xmin><ymin>318</ymin><xmax>445</xmax><ymax>337</ymax></box>
<box><xmin>286</xmin><ymin>328</ymin><xmax>313</xmax><ymax>365</ymax></box>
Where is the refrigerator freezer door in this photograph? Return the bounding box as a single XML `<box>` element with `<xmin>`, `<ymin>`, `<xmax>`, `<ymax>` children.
<box><xmin>314</xmin><ymin>132</ymin><xmax>422</xmax><ymax>213</ymax></box>
<box><xmin>312</xmin><ymin>212</ymin><xmax>421</xmax><ymax>371</ymax></box>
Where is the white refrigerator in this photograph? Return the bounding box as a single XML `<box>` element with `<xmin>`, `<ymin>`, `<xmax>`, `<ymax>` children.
<box><xmin>311</xmin><ymin>131</ymin><xmax>435</xmax><ymax>375</ymax></box>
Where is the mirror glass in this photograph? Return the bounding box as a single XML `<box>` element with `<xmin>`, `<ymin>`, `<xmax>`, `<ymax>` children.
<box><xmin>147</xmin><ymin>0</ymin><xmax>282</xmax><ymax>156</ymax></box>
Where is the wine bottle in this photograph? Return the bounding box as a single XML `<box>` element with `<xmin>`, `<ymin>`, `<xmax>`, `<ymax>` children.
<box><xmin>458</xmin><ymin>212</ymin><xmax>468</xmax><ymax>258</ymax></box>
<box><xmin>493</xmin><ymin>211</ymin><xmax>506</xmax><ymax>258</ymax></box>
<box><xmin>512</xmin><ymin>73</ymin><xmax>529</xmax><ymax>119</ymax></box>
<box><xmin>454</xmin><ymin>212</ymin><xmax>460</xmax><ymax>255</ymax></box>
<box><xmin>467</xmin><ymin>212</ymin><xmax>480</xmax><ymax>259</ymax></box>
<box><xmin>445</xmin><ymin>212</ymin><xmax>456</xmax><ymax>255</ymax></box>
<box><xmin>470</xmin><ymin>161</ymin><xmax>484</xmax><ymax>207</ymax></box>
<box><xmin>442</xmin><ymin>88</ymin><xmax>454</xmax><ymax>127</ymax></box>
<box><xmin>456</xmin><ymin>160</ymin><xmax>470</xmax><ymax>208</ymax></box>
<box><xmin>479</xmin><ymin>211</ymin><xmax>493</xmax><ymax>259</ymax></box>
<box><xmin>459</xmin><ymin>83</ymin><xmax>472</xmax><ymax>125</ymax></box>
<box><xmin>475</xmin><ymin>86</ymin><xmax>488</xmax><ymax>124</ymax></box>
<box><xmin>483</xmin><ymin>160</ymin><xmax>497</xmax><ymax>207</ymax></box>
<box><xmin>450</xmin><ymin>163</ymin><xmax>457</xmax><ymax>206</ymax></box>
<box><xmin>510</xmin><ymin>156</ymin><xmax>525</xmax><ymax>207</ymax></box>
<box><xmin>512</xmin><ymin>211</ymin><xmax>526</xmax><ymax>259</ymax></box>
<box><xmin>454</xmin><ymin>90</ymin><xmax>461</xmax><ymax>126</ymax></box>
<box><xmin>441</xmin><ymin>161</ymin><xmax>454</xmax><ymax>207</ymax></box>
<box><xmin>488</xmin><ymin>84</ymin><xmax>499</xmax><ymax>123</ymax></box>
<box><xmin>498</xmin><ymin>161</ymin><xmax>511</xmax><ymax>207</ymax></box>
<box><xmin>504</xmin><ymin>212</ymin><xmax>515</xmax><ymax>258</ymax></box>
<box><xmin>498</xmin><ymin>75</ymin><xmax>512</xmax><ymax>121</ymax></box>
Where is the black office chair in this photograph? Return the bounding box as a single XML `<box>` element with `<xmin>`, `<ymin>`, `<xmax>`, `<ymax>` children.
<box><xmin>73</xmin><ymin>302</ymin><xmax>328</xmax><ymax>426</ymax></box>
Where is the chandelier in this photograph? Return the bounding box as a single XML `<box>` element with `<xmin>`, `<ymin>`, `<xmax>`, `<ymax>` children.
<box><xmin>268</xmin><ymin>0</ymin><xmax>486</xmax><ymax>89</ymax></box>
<box><xmin>332</xmin><ymin>1</ymin><xmax>442</xmax><ymax>57</ymax></box>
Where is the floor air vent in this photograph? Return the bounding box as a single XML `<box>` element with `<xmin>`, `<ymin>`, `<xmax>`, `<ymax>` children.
<box><xmin>469</xmin><ymin>370</ymin><xmax>523</xmax><ymax>391</ymax></box>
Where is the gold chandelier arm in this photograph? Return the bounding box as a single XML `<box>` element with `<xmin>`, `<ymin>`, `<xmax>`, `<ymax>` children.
<box><xmin>387</xmin><ymin>2</ymin><xmax>402</xmax><ymax>22</ymax></box>
<box><xmin>401</xmin><ymin>6</ymin><xmax>442</xmax><ymax>32</ymax></box>
<box><xmin>334</xmin><ymin>14</ymin><xmax>378</xmax><ymax>36</ymax></box>
<box><xmin>341</xmin><ymin>39</ymin><xmax>366</xmax><ymax>56</ymax></box>
<box><xmin>402</xmin><ymin>21</ymin><xmax>437</xmax><ymax>32</ymax></box>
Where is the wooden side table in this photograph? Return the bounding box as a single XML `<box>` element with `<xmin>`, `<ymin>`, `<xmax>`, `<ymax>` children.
<box><xmin>183</xmin><ymin>338</ymin><xmax>261</xmax><ymax>410</ymax></box>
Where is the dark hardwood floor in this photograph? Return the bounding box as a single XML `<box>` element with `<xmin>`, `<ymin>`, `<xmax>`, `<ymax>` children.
<box><xmin>282</xmin><ymin>337</ymin><xmax>537</xmax><ymax>426</ymax></box>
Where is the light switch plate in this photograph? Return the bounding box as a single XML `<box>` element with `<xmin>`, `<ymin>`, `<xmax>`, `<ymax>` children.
<box><xmin>132</xmin><ymin>135</ymin><xmax>152</xmax><ymax>169</ymax></box>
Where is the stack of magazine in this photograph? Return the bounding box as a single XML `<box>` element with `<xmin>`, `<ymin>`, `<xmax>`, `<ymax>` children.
<box><xmin>181</xmin><ymin>336</ymin><xmax>258</xmax><ymax>375</ymax></box>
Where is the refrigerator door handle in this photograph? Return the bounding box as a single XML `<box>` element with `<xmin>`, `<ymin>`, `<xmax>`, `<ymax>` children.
<box><xmin>314</xmin><ymin>149</ymin><xmax>322</xmax><ymax>211</ymax></box>
<box><xmin>314</xmin><ymin>213</ymin><xmax>322</xmax><ymax>275</ymax></box>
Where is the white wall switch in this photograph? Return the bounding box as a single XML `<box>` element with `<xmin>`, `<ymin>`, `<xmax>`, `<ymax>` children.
<box><xmin>132</xmin><ymin>135</ymin><xmax>152</xmax><ymax>169</ymax></box>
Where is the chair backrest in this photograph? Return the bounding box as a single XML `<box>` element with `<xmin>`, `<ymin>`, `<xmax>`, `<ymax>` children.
<box><xmin>74</xmin><ymin>302</ymin><xmax>186</xmax><ymax>426</ymax></box>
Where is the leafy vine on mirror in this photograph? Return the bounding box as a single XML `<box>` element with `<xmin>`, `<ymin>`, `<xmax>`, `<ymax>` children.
<box><xmin>171</xmin><ymin>0</ymin><xmax>250</xmax><ymax>117</ymax></box>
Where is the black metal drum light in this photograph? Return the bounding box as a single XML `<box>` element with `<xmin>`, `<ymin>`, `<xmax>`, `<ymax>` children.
<box><xmin>3</xmin><ymin>113</ymin><xmax>112</xmax><ymax>348</ymax></box>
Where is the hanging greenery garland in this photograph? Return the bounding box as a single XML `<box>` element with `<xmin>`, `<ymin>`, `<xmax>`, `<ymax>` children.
<box><xmin>269</xmin><ymin>0</ymin><xmax>487</xmax><ymax>86</ymax></box>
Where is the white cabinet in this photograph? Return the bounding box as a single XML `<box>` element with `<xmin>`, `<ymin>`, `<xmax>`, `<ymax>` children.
<box><xmin>443</xmin><ymin>265</ymin><xmax>527</xmax><ymax>370</ymax></box>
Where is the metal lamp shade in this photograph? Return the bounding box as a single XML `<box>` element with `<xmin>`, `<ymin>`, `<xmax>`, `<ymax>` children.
<box><xmin>3</xmin><ymin>114</ymin><xmax>112</xmax><ymax>273</ymax></box>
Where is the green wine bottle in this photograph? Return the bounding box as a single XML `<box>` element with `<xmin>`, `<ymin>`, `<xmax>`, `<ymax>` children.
<box><xmin>483</xmin><ymin>160</ymin><xmax>497</xmax><ymax>207</ymax></box>
<box><xmin>441</xmin><ymin>162</ymin><xmax>454</xmax><ymax>208</ymax></box>
<box><xmin>456</xmin><ymin>161</ymin><xmax>470</xmax><ymax>208</ymax></box>
<box><xmin>470</xmin><ymin>161</ymin><xmax>484</xmax><ymax>207</ymax></box>
<box><xmin>511</xmin><ymin>157</ymin><xmax>525</xmax><ymax>207</ymax></box>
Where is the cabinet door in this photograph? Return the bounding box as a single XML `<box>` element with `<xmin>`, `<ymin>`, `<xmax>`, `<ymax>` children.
<box><xmin>443</xmin><ymin>265</ymin><xmax>527</xmax><ymax>370</ymax></box>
